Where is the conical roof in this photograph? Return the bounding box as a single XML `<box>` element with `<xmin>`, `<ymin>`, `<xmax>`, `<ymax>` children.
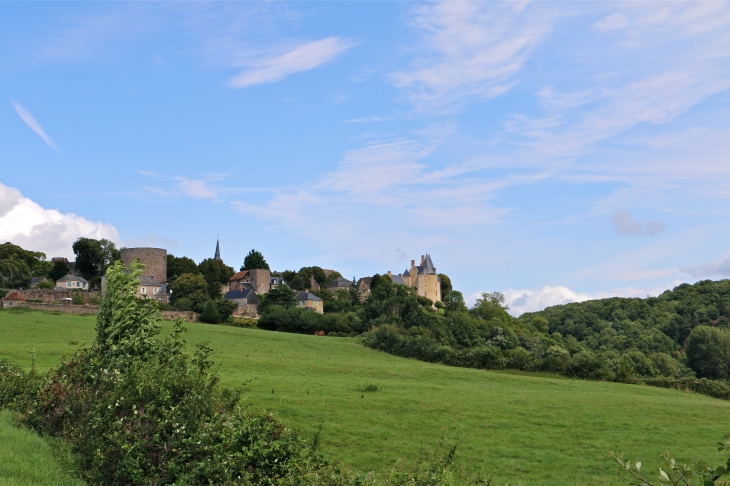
<box><xmin>214</xmin><ymin>239</ymin><xmax>221</xmax><ymax>261</ymax></box>
<box><xmin>422</xmin><ymin>253</ymin><xmax>436</xmax><ymax>274</ymax></box>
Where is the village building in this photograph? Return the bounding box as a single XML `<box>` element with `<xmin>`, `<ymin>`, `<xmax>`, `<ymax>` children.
<box><xmin>1</xmin><ymin>290</ymin><xmax>26</xmax><ymax>308</ymax></box>
<box><xmin>224</xmin><ymin>288</ymin><xmax>260</xmax><ymax>317</ymax></box>
<box><xmin>327</xmin><ymin>276</ymin><xmax>352</xmax><ymax>293</ymax></box>
<box><xmin>227</xmin><ymin>269</ymin><xmax>271</xmax><ymax>295</ymax></box>
<box><xmin>137</xmin><ymin>275</ymin><xmax>169</xmax><ymax>304</ymax></box>
<box><xmin>270</xmin><ymin>276</ymin><xmax>287</xmax><ymax>289</ymax></box>
<box><xmin>295</xmin><ymin>291</ymin><xmax>323</xmax><ymax>314</ymax></box>
<box><xmin>56</xmin><ymin>274</ymin><xmax>89</xmax><ymax>291</ymax></box>
<box><xmin>30</xmin><ymin>277</ymin><xmax>49</xmax><ymax>287</ymax></box>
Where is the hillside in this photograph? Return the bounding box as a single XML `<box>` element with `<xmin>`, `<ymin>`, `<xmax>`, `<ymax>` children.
<box><xmin>2</xmin><ymin>309</ymin><xmax>730</xmax><ymax>484</ymax></box>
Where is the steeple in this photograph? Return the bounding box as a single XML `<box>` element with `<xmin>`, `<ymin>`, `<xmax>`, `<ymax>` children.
<box><xmin>214</xmin><ymin>239</ymin><xmax>222</xmax><ymax>261</ymax></box>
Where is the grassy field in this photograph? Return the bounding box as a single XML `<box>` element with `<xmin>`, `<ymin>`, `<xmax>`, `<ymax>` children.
<box><xmin>0</xmin><ymin>410</ymin><xmax>85</xmax><ymax>486</ymax></box>
<box><xmin>2</xmin><ymin>308</ymin><xmax>730</xmax><ymax>485</ymax></box>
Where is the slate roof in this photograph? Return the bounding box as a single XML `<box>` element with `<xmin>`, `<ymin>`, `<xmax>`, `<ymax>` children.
<box><xmin>57</xmin><ymin>274</ymin><xmax>88</xmax><ymax>283</ymax></box>
<box><xmin>270</xmin><ymin>276</ymin><xmax>288</xmax><ymax>286</ymax></box>
<box><xmin>225</xmin><ymin>288</ymin><xmax>259</xmax><ymax>303</ymax></box>
<box><xmin>229</xmin><ymin>270</ymin><xmax>249</xmax><ymax>281</ymax></box>
<box><xmin>390</xmin><ymin>274</ymin><xmax>407</xmax><ymax>285</ymax></box>
<box><xmin>418</xmin><ymin>254</ymin><xmax>437</xmax><ymax>275</ymax></box>
<box><xmin>296</xmin><ymin>292</ymin><xmax>322</xmax><ymax>302</ymax></box>
<box><xmin>138</xmin><ymin>275</ymin><xmax>163</xmax><ymax>286</ymax></box>
<box><xmin>327</xmin><ymin>277</ymin><xmax>352</xmax><ymax>289</ymax></box>
<box><xmin>31</xmin><ymin>277</ymin><xmax>48</xmax><ymax>285</ymax></box>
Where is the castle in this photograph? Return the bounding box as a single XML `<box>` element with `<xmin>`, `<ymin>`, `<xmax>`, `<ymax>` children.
<box><xmin>392</xmin><ymin>254</ymin><xmax>441</xmax><ymax>303</ymax></box>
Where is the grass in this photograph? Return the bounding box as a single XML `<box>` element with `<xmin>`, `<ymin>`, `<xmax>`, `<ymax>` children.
<box><xmin>0</xmin><ymin>410</ymin><xmax>85</xmax><ymax>486</ymax></box>
<box><xmin>2</xmin><ymin>308</ymin><xmax>730</xmax><ymax>485</ymax></box>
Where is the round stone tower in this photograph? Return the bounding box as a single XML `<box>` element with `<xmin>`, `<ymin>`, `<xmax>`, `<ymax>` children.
<box><xmin>121</xmin><ymin>248</ymin><xmax>167</xmax><ymax>283</ymax></box>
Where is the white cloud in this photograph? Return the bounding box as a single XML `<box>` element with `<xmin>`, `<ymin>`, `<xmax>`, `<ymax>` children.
<box><xmin>681</xmin><ymin>252</ymin><xmax>730</xmax><ymax>279</ymax></box>
<box><xmin>499</xmin><ymin>281</ymin><xmax>678</xmax><ymax>316</ymax></box>
<box><xmin>228</xmin><ymin>37</ymin><xmax>352</xmax><ymax>88</ymax></box>
<box><xmin>175</xmin><ymin>178</ymin><xmax>218</xmax><ymax>199</ymax></box>
<box><xmin>393</xmin><ymin>1</ymin><xmax>554</xmax><ymax>112</ymax></box>
<box><xmin>11</xmin><ymin>100</ymin><xmax>59</xmax><ymax>151</ymax></box>
<box><xmin>0</xmin><ymin>182</ymin><xmax>119</xmax><ymax>259</ymax></box>
<box><xmin>611</xmin><ymin>210</ymin><xmax>666</xmax><ymax>236</ymax></box>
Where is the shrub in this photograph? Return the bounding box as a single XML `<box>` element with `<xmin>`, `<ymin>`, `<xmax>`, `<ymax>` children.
<box><xmin>71</xmin><ymin>293</ymin><xmax>84</xmax><ymax>305</ymax></box>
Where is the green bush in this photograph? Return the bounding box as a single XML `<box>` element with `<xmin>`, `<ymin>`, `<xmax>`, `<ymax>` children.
<box><xmin>71</xmin><ymin>293</ymin><xmax>84</xmax><ymax>305</ymax></box>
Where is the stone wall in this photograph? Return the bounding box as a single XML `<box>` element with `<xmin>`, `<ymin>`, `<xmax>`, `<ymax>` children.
<box><xmin>17</xmin><ymin>289</ymin><xmax>101</xmax><ymax>304</ymax></box>
<box><xmin>23</xmin><ymin>302</ymin><xmax>101</xmax><ymax>315</ymax></box>
<box><xmin>161</xmin><ymin>310</ymin><xmax>199</xmax><ymax>322</ymax></box>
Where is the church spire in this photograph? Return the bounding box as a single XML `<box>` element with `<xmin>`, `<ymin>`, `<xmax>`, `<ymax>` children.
<box><xmin>214</xmin><ymin>239</ymin><xmax>222</xmax><ymax>261</ymax></box>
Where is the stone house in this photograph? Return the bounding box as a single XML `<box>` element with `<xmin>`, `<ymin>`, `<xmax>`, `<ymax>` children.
<box><xmin>224</xmin><ymin>288</ymin><xmax>260</xmax><ymax>317</ymax></box>
<box><xmin>227</xmin><ymin>269</ymin><xmax>271</xmax><ymax>295</ymax></box>
<box><xmin>31</xmin><ymin>277</ymin><xmax>49</xmax><ymax>287</ymax></box>
<box><xmin>295</xmin><ymin>291</ymin><xmax>323</xmax><ymax>314</ymax></box>
<box><xmin>270</xmin><ymin>276</ymin><xmax>288</xmax><ymax>290</ymax></box>
<box><xmin>56</xmin><ymin>274</ymin><xmax>89</xmax><ymax>291</ymax></box>
<box><xmin>137</xmin><ymin>276</ymin><xmax>169</xmax><ymax>304</ymax></box>
<box><xmin>1</xmin><ymin>290</ymin><xmax>26</xmax><ymax>308</ymax></box>
<box><xmin>327</xmin><ymin>277</ymin><xmax>352</xmax><ymax>293</ymax></box>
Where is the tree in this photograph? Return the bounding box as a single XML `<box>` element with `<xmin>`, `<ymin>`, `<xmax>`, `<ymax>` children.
<box><xmin>199</xmin><ymin>301</ymin><xmax>220</xmax><ymax>324</ymax></box>
<box><xmin>471</xmin><ymin>291</ymin><xmax>511</xmax><ymax>322</ymax></box>
<box><xmin>170</xmin><ymin>273</ymin><xmax>209</xmax><ymax>307</ymax></box>
<box><xmin>349</xmin><ymin>277</ymin><xmax>361</xmax><ymax>306</ymax></box>
<box><xmin>198</xmin><ymin>258</ymin><xmax>234</xmax><ymax>299</ymax></box>
<box><xmin>0</xmin><ymin>242</ymin><xmax>45</xmax><ymax>269</ymax></box>
<box><xmin>72</xmin><ymin>238</ymin><xmax>120</xmax><ymax>278</ymax></box>
<box><xmin>438</xmin><ymin>273</ymin><xmax>452</xmax><ymax>299</ymax></box>
<box><xmin>686</xmin><ymin>325</ymin><xmax>730</xmax><ymax>380</ymax></box>
<box><xmin>32</xmin><ymin>260</ymin><xmax>54</xmax><ymax>278</ymax></box>
<box><xmin>259</xmin><ymin>285</ymin><xmax>297</xmax><ymax>313</ymax></box>
<box><xmin>167</xmin><ymin>255</ymin><xmax>199</xmax><ymax>283</ymax></box>
<box><xmin>443</xmin><ymin>290</ymin><xmax>467</xmax><ymax>313</ymax></box>
<box><xmin>0</xmin><ymin>255</ymin><xmax>31</xmax><ymax>289</ymax></box>
<box><xmin>297</xmin><ymin>266</ymin><xmax>327</xmax><ymax>287</ymax></box>
<box><xmin>241</xmin><ymin>249</ymin><xmax>270</xmax><ymax>271</ymax></box>
<box><xmin>49</xmin><ymin>260</ymin><xmax>70</xmax><ymax>282</ymax></box>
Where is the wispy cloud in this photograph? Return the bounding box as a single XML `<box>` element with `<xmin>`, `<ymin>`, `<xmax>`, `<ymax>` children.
<box><xmin>392</xmin><ymin>1</ymin><xmax>555</xmax><ymax>112</ymax></box>
<box><xmin>343</xmin><ymin>115</ymin><xmax>392</xmax><ymax>124</ymax></box>
<box><xmin>681</xmin><ymin>252</ymin><xmax>730</xmax><ymax>279</ymax></box>
<box><xmin>174</xmin><ymin>177</ymin><xmax>218</xmax><ymax>199</ymax></box>
<box><xmin>228</xmin><ymin>37</ymin><xmax>353</xmax><ymax>88</ymax></box>
<box><xmin>11</xmin><ymin>100</ymin><xmax>59</xmax><ymax>151</ymax></box>
<box><xmin>611</xmin><ymin>210</ymin><xmax>666</xmax><ymax>237</ymax></box>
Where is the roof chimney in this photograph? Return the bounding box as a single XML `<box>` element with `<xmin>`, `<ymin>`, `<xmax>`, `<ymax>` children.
<box><xmin>387</xmin><ymin>271</ymin><xmax>392</xmax><ymax>277</ymax></box>
<box><xmin>411</xmin><ymin>260</ymin><xmax>415</xmax><ymax>267</ymax></box>
<box><xmin>421</xmin><ymin>255</ymin><xmax>425</xmax><ymax>265</ymax></box>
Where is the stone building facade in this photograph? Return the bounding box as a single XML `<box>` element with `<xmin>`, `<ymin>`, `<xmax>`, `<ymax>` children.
<box><xmin>227</xmin><ymin>269</ymin><xmax>271</xmax><ymax>295</ymax></box>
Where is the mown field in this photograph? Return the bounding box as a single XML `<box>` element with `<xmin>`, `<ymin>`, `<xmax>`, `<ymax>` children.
<box><xmin>2</xmin><ymin>308</ymin><xmax>730</xmax><ymax>485</ymax></box>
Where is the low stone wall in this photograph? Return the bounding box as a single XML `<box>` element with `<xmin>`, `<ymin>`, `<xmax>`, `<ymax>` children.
<box><xmin>161</xmin><ymin>310</ymin><xmax>199</xmax><ymax>322</ymax></box>
<box><xmin>17</xmin><ymin>289</ymin><xmax>101</xmax><ymax>304</ymax></box>
<box><xmin>23</xmin><ymin>302</ymin><xmax>101</xmax><ymax>315</ymax></box>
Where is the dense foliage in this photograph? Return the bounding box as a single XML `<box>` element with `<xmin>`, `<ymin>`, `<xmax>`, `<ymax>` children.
<box><xmin>0</xmin><ymin>241</ymin><xmax>50</xmax><ymax>288</ymax></box>
<box><xmin>72</xmin><ymin>237</ymin><xmax>120</xmax><ymax>282</ymax></box>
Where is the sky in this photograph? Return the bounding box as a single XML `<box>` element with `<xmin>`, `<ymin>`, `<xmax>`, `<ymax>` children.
<box><xmin>1</xmin><ymin>1</ymin><xmax>730</xmax><ymax>315</ymax></box>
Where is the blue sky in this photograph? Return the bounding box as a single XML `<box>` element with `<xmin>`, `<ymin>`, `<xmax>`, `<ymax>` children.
<box><xmin>2</xmin><ymin>1</ymin><xmax>730</xmax><ymax>314</ymax></box>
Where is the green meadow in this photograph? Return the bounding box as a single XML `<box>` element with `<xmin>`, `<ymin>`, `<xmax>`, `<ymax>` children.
<box><xmin>2</xmin><ymin>308</ymin><xmax>730</xmax><ymax>485</ymax></box>
<box><xmin>0</xmin><ymin>410</ymin><xmax>85</xmax><ymax>486</ymax></box>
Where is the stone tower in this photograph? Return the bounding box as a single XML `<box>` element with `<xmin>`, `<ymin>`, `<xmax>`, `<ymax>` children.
<box><xmin>402</xmin><ymin>253</ymin><xmax>441</xmax><ymax>303</ymax></box>
<box><xmin>121</xmin><ymin>247</ymin><xmax>167</xmax><ymax>283</ymax></box>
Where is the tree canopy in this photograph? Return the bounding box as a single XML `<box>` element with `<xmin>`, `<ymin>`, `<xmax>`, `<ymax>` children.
<box><xmin>72</xmin><ymin>238</ymin><xmax>120</xmax><ymax>279</ymax></box>
<box><xmin>166</xmin><ymin>255</ymin><xmax>199</xmax><ymax>283</ymax></box>
<box><xmin>198</xmin><ymin>258</ymin><xmax>234</xmax><ymax>299</ymax></box>
<box><xmin>169</xmin><ymin>273</ymin><xmax>209</xmax><ymax>307</ymax></box>
<box><xmin>241</xmin><ymin>249</ymin><xmax>270</xmax><ymax>271</ymax></box>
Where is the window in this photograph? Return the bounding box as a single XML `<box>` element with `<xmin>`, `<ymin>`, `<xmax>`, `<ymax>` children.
<box><xmin>141</xmin><ymin>287</ymin><xmax>146</xmax><ymax>294</ymax></box>
<box><xmin>153</xmin><ymin>288</ymin><xmax>158</xmax><ymax>295</ymax></box>
<box><xmin>67</xmin><ymin>282</ymin><xmax>71</xmax><ymax>287</ymax></box>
